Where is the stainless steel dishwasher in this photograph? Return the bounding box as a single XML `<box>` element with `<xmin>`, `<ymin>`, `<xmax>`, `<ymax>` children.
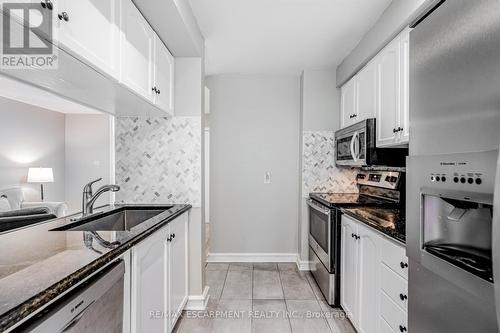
<box><xmin>20</xmin><ymin>260</ymin><xmax>125</xmax><ymax>333</ymax></box>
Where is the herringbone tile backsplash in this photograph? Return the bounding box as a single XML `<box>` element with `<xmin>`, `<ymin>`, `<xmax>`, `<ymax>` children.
<box><xmin>115</xmin><ymin>117</ymin><xmax>202</xmax><ymax>207</ymax></box>
<box><xmin>302</xmin><ymin>131</ymin><xmax>358</xmax><ymax>196</ymax></box>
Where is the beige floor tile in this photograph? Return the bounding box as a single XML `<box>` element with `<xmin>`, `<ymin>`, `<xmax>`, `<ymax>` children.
<box><xmin>252</xmin><ymin>300</ymin><xmax>291</xmax><ymax>333</ymax></box>
<box><xmin>253</xmin><ymin>268</ymin><xmax>284</xmax><ymax>299</ymax></box>
<box><xmin>221</xmin><ymin>269</ymin><xmax>253</xmax><ymax>299</ymax></box>
<box><xmin>212</xmin><ymin>299</ymin><xmax>252</xmax><ymax>333</ymax></box>
<box><xmin>286</xmin><ymin>300</ymin><xmax>331</xmax><ymax>333</ymax></box>
<box><xmin>280</xmin><ymin>270</ymin><xmax>316</xmax><ymax>300</ymax></box>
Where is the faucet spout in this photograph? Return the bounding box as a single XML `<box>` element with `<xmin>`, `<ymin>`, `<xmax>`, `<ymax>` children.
<box><xmin>82</xmin><ymin>179</ymin><xmax>120</xmax><ymax>217</ymax></box>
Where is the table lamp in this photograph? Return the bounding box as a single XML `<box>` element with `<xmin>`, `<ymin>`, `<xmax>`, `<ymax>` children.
<box><xmin>27</xmin><ymin>167</ymin><xmax>54</xmax><ymax>201</ymax></box>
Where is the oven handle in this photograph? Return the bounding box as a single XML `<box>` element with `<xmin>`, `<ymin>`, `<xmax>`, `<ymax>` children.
<box><xmin>307</xmin><ymin>199</ymin><xmax>331</xmax><ymax>216</ymax></box>
<box><xmin>350</xmin><ymin>131</ymin><xmax>359</xmax><ymax>162</ymax></box>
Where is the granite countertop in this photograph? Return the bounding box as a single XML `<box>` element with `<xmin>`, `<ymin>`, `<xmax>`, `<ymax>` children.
<box><xmin>0</xmin><ymin>203</ymin><xmax>191</xmax><ymax>332</ymax></box>
<box><xmin>342</xmin><ymin>206</ymin><xmax>405</xmax><ymax>244</ymax></box>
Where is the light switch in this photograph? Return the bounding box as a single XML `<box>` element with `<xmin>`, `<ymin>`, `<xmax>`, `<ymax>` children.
<box><xmin>264</xmin><ymin>172</ymin><xmax>271</xmax><ymax>184</ymax></box>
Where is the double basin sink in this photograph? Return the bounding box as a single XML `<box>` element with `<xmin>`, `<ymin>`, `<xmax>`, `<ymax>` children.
<box><xmin>52</xmin><ymin>206</ymin><xmax>174</xmax><ymax>232</ymax></box>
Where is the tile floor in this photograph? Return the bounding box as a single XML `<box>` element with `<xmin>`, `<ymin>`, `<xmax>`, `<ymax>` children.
<box><xmin>173</xmin><ymin>262</ymin><xmax>356</xmax><ymax>333</ymax></box>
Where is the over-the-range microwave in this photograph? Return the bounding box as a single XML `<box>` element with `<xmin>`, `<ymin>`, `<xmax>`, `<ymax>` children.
<box><xmin>334</xmin><ymin>118</ymin><xmax>407</xmax><ymax>167</ymax></box>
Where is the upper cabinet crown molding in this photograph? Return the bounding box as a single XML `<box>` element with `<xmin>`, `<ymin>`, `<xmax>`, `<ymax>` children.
<box><xmin>339</xmin><ymin>28</ymin><xmax>410</xmax><ymax>148</ymax></box>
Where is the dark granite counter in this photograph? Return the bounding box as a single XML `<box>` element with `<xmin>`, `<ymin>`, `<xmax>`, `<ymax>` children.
<box><xmin>0</xmin><ymin>204</ymin><xmax>191</xmax><ymax>332</ymax></box>
<box><xmin>342</xmin><ymin>207</ymin><xmax>405</xmax><ymax>244</ymax></box>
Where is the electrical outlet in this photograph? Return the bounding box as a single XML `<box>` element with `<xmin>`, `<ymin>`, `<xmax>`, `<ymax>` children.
<box><xmin>264</xmin><ymin>172</ymin><xmax>271</xmax><ymax>184</ymax></box>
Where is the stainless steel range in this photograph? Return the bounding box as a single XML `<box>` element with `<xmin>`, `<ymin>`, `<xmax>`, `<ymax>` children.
<box><xmin>308</xmin><ymin>171</ymin><xmax>404</xmax><ymax>306</ymax></box>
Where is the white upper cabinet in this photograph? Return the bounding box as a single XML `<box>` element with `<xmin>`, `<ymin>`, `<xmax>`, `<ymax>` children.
<box><xmin>399</xmin><ymin>29</ymin><xmax>410</xmax><ymax>144</ymax></box>
<box><xmin>153</xmin><ymin>35</ymin><xmax>175</xmax><ymax>115</ymax></box>
<box><xmin>376</xmin><ymin>37</ymin><xmax>400</xmax><ymax>147</ymax></box>
<box><xmin>57</xmin><ymin>0</ymin><xmax>120</xmax><ymax>79</ymax></box>
<box><xmin>341</xmin><ymin>77</ymin><xmax>356</xmax><ymax>128</ymax></box>
<box><xmin>340</xmin><ymin>28</ymin><xmax>410</xmax><ymax>147</ymax></box>
<box><xmin>376</xmin><ymin>29</ymin><xmax>411</xmax><ymax>147</ymax></box>
<box><xmin>120</xmin><ymin>0</ymin><xmax>155</xmax><ymax>102</ymax></box>
<box><xmin>356</xmin><ymin>61</ymin><xmax>377</xmax><ymax>122</ymax></box>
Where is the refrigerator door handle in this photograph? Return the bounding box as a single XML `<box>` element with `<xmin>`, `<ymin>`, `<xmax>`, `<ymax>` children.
<box><xmin>492</xmin><ymin>145</ymin><xmax>500</xmax><ymax>326</ymax></box>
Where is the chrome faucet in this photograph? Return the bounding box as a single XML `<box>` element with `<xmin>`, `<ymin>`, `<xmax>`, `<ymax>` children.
<box><xmin>82</xmin><ymin>178</ymin><xmax>120</xmax><ymax>217</ymax></box>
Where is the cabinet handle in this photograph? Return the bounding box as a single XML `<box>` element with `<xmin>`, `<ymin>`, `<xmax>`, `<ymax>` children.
<box><xmin>399</xmin><ymin>293</ymin><xmax>408</xmax><ymax>301</ymax></box>
<box><xmin>45</xmin><ymin>0</ymin><xmax>53</xmax><ymax>10</ymax></box>
<box><xmin>399</xmin><ymin>325</ymin><xmax>407</xmax><ymax>332</ymax></box>
<box><xmin>356</xmin><ymin>235</ymin><xmax>360</xmax><ymax>240</ymax></box>
<box><xmin>398</xmin><ymin>127</ymin><xmax>403</xmax><ymax>132</ymax></box>
<box><xmin>351</xmin><ymin>233</ymin><xmax>355</xmax><ymax>238</ymax></box>
<box><xmin>167</xmin><ymin>236</ymin><xmax>172</xmax><ymax>242</ymax></box>
<box><xmin>393</xmin><ymin>128</ymin><xmax>398</xmax><ymax>133</ymax></box>
<box><xmin>157</xmin><ymin>88</ymin><xmax>161</xmax><ymax>95</ymax></box>
<box><xmin>400</xmin><ymin>261</ymin><xmax>408</xmax><ymax>269</ymax></box>
<box><xmin>58</xmin><ymin>12</ymin><xmax>69</xmax><ymax>22</ymax></box>
<box><xmin>40</xmin><ymin>1</ymin><xmax>46</xmax><ymax>8</ymax></box>
<box><xmin>171</xmin><ymin>233</ymin><xmax>175</xmax><ymax>239</ymax></box>
<box><xmin>152</xmin><ymin>86</ymin><xmax>157</xmax><ymax>93</ymax></box>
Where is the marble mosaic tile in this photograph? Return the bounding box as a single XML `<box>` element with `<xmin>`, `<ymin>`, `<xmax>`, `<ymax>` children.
<box><xmin>302</xmin><ymin>131</ymin><xmax>358</xmax><ymax>196</ymax></box>
<box><xmin>115</xmin><ymin>117</ymin><xmax>201</xmax><ymax>207</ymax></box>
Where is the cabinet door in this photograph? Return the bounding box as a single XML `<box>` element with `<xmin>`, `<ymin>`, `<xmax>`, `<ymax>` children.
<box><xmin>341</xmin><ymin>216</ymin><xmax>358</xmax><ymax>324</ymax></box>
<box><xmin>154</xmin><ymin>35</ymin><xmax>175</xmax><ymax>115</ymax></box>
<box><xmin>356</xmin><ymin>61</ymin><xmax>376</xmax><ymax>121</ymax></box>
<box><xmin>120</xmin><ymin>0</ymin><xmax>155</xmax><ymax>101</ymax></box>
<box><xmin>58</xmin><ymin>0</ymin><xmax>120</xmax><ymax>79</ymax></box>
<box><xmin>357</xmin><ymin>223</ymin><xmax>382</xmax><ymax>333</ymax></box>
<box><xmin>131</xmin><ymin>229</ymin><xmax>168</xmax><ymax>333</ymax></box>
<box><xmin>376</xmin><ymin>38</ymin><xmax>400</xmax><ymax>147</ymax></box>
<box><xmin>341</xmin><ymin>77</ymin><xmax>356</xmax><ymax>128</ymax></box>
<box><xmin>399</xmin><ymin>29</ymin><xmax>410</xmax><ymax>144</ymax></box>
<box><xmin>168</xmin><ymin>213</ymin><xmax>188</xmax><ymax>331</ymax></box>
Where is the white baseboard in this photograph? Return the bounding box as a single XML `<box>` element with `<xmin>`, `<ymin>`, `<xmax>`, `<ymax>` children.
<box><xmin>295</xmin><ymin>256</ymin><xmax>311</xmax><ymax>271</ymax></box>
<box><xmin>207</xmin><ymin>253</ymin><xmax>298</xmax><ymax>263</ymax></box>
<box><xmin>185</xmin><ymin>286</ymin><xmax>210</xmax><ymax>311</ymax></box>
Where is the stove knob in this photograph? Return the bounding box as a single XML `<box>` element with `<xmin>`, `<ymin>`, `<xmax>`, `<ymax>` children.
<box><xmin>441</xmin><ymin>176</ymin><xmax>446</xmax><ymax>182</ymax></box>
<box><xmin>453</xmin><ymin>177</ymin><xmax>459</xmax><ymax>183</ymax></box>
<box><xmin>476</xmin><ymin>178</ymin><xmax>482</xmax><ymax>185</ymax></box>
<box><xmin>435</xmin><ymin>176</ymin><xmax>441</xmax><ymax>182</ymax></box>
<box><xmin>468</xmin><ymin>178</ymin><xmax>474</xmax><ymax>184</ymax></box>
<box><xmin>460</xmin><ymin>177</ymin><xmax>466</xmax><ymax>184</ymax></box>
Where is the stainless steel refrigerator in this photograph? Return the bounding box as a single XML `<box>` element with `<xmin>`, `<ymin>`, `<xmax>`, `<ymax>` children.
<box><xmin>407</xmin><ymin>0</ymin><xmax>500</xmax><ymax>332</ymax></box>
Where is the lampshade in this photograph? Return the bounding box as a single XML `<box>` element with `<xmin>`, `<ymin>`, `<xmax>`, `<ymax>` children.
<box><xmin>27</xmin><ymin>168</ymin><xmax>54</xmax><ymax>183</ymax></box>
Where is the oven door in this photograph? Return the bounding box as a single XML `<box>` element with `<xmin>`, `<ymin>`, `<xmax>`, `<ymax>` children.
<box><xmin>307</xmin><ymin>199</ymin><xmax>332</xmax><ymax>272</ymax></box>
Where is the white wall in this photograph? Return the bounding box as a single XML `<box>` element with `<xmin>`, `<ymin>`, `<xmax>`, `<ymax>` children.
<box><xmin>298</xmin><ymin>70</ymin><xmax>356</xmax><ymax>263</ymax></box>
<box><xmin>0</xmin><ymin>98</ymin><xmax>66</xmax><ymax>202</ymax></box>
<box><xmin>207</xmin><ymin>74</ymin><xmax>301</xmax><ymax>255</ymax></box>
<box><xmin>302</xmin><ymin>70</ymin><xmax>340</xmax><ymax>131</ymax></box>
<box><xmin>65</xmin><ymin>115</ymin><xmax>114</xmax><ymax>214</ymax></box>
<box><xmin>336</xmin><ymin>0</ymin><xmax>428</xmax><ymax>85</ymax></box>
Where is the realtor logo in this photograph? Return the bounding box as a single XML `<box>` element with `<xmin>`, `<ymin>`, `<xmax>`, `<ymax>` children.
<box><xmin>1</xmin><ymin>2</ymin><xmax>58</xmax><ymax>69</ymax></box>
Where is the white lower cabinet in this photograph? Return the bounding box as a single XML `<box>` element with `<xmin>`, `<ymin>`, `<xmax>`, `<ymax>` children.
<box><xmin>130</xmin><ymin>212</ymin><xmax>189</xmax><ymax>333</ymax></box>
<box><xmin>341</xmin><ymin>214</ymin><xmax>408</xmax><ymax>333</ymax></box>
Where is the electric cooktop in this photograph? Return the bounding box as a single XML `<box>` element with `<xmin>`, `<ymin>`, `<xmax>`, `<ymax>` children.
<box><xmin>309</xmin><ymin>192</ymin><xmax>396</xmax><ymax>209</ymax></box>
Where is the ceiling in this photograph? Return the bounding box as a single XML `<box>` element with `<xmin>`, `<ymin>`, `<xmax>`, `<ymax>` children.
<box><xmin>188</xmin><ymin>0</ymin><xmax>393</xmax><ymax>75</ymax></box>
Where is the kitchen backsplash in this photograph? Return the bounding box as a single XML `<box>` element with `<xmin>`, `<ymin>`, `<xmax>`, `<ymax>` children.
<box><xmin>302</xmin><ymin>131</ymin><xmax>358</xmax><ymax>196</ymax></box>
<box><xmin>115</xmin><ymin>117</ymin><xmax>201</xmax><ymax>207</ymax></box>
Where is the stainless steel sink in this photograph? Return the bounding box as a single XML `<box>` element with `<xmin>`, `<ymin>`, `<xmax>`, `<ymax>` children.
<box><xmin>53</xmin><ymin>206</ymin><xmax>172</xmax><ymax>231</ymax></box>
